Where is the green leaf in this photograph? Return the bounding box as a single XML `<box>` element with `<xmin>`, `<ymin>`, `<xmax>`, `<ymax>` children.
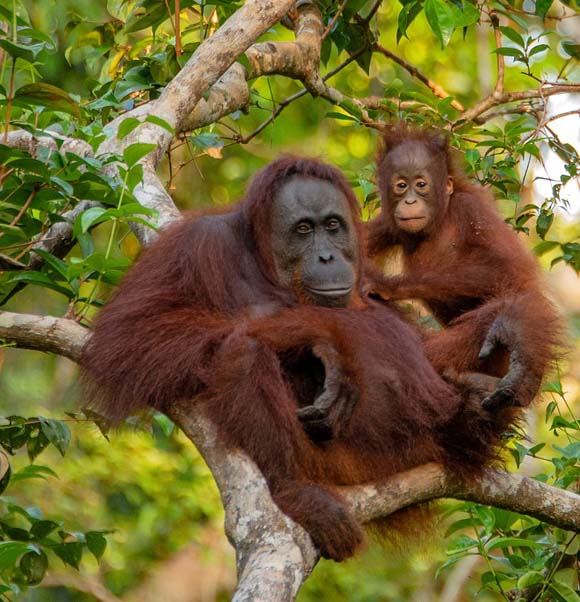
<box><xmin>445</xmin><ymin>517</ymin><xmax>481</xmax><ymax>536</ymax></box>
<box><xmin>0</xmin><ymin>542</ymin><xmax>30</xmax><ymax>569</ymax></box>
<box><xmin>543</xmin><ymin>379</ymin><xmax>565</xmax><ymax>396</ymax></box>
<box><xmin>11</xmin><ymin>464</ymin><xmax>57</xmax><ymax>483</ymax></box>
<box><xmin>0</xmin><ymin>39</ymin><xmax>46</xmax><ymax>63</ymax></box>
<box><xmin>152</xmin><ymin>413</ymin><xmax>175</xmax><ymax>439</ymax></box>
<box><xmin>493</xmin><ymin>47</ymin><xmax>525</xmax><ymax>57</ymax></box>
<box><xmin>535</xmin><ymin>0</ymin><xmax>553</xmax><ymax>17</ymax></box>
<box><xmin>15</xmin><ymin>83</ymin><xmax>80</xmax><ymax>117</ymax></box>
<box><xmin>123</xmin><ymin>143</ymin><xmax>157</xmax><ymax>168</ymax></box>
<box><xmin>0</xmin><ymin>452</ymin><xmax>9</xmax><ymax>495</ymax></box>
<box><xmin>499</xmin><ymin>26</ymin><xmax>524</xmax><ymax>47</ymax></box>
<box><xmin>529</xmin><ymin>43</ymin><xmax>550</xmax><ymax>57</ymax></box>
<box><xmin>536</xmin><ymin>210</ymin><xmax>554</xmax><ymax>239</ymax></box>
<box><xmin>31</xmin><ymin>250</ymin><xmax>69</xmax><ymax>281</ymax></box>
<box><xmin>190</xmin><ymin>132</ymin><xmax>224</xmax><ymax>151</ymax></box>
<box><xmin>397</xmin><ymin>1</ymin><xmax>422</xmax><ymax>43</ymax></box>
<box><xmin>486</xmin><ymin>537</ymin><xmax>545</xmax><ymax>551</ymax></box>
<box><xmin>552</xmin><ymin>416</ymin><xmax>580</xmax><ymax>431</ymax></box>
<box><xmin>117</xmin><ymin>117</ymin><xmax>141</xmax><ymax>140</ymax></box>
<box><xmin>19</xmin><ymin>550</ymin><xmax>48</xmax><ymax>585</ymax></box>
<box><xmin>548</xmin><ymin>582</ymin><xmax>580</xmax><ymax>602</ymax></box>
<box><xmin>86</xmin><ymin>532</ymin><xmax>107</xmax><ymax>561</ymax></box>
<box><xmin>145</xmin><ymin>115</ymin><xmax>175</xmax><ymax>135</ymax></box>
<box><xmin>424</xmin><ymin>0</ymin><xmax>456</xmax><ymax>48</ymax></box>
<box><xmin>52</xmin><ymin>542</ymin><xmax>83</xmax><ymax>570</ymax></box>
<box><xmin>30</xmin><ymin>520</ymin><xmax>59</xmax><ymax>540</ymax></box>
<box><xmin>8</xmin><ymin>272</ymin><xmax>74</xmax><ymax>299</ymax></box>
<box><xmin>436</xmin><ymin>553</ymin><xmax>470</xmax><ymax>577</ymax></box>
<box><xmin>26</xmin><ymin>432</ymin><xmax>50</xmax><ymax>462</ymax></box>
<box><xmin>39</xmin><ymin>418</ymin><xmax>70</xmax><ymax>456</ymax></box>
<box><xmin>518</xmin><ymin>571</ymin><xmax>546</xmax><ymax>591</ymax></box>
<box><xmin>325</xmin><ymin>111</ymin><xmax>359</xmax><ymax>122</ymax></box>
<box><xmin>452</xmin><ymin>2</ymin><xmax>480</xmax><ymax>28</ymax></box>
<box><xmin>6</xmin><ymin>157</ymin><xmax>49</xmax><ymax>178</ymax></box>
<box><xmin>79</xmin><ymin>207</ymin><xmax>107</xmax><ymax>233</ymax></box>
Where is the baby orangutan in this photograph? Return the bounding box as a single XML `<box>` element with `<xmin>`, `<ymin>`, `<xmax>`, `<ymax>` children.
<box><xmin>367</xmin><ymin>123</ymin><xmax>562</xmax><ymax>410</ymax></box>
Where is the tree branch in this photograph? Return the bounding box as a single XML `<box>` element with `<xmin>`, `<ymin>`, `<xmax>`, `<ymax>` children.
<box><xmin>0</xmin><ymin>311</ymin><xmax>89</xmax><ymax>361</ymax></box>
<box><xmin>452</xmin><ymin>84</ymin><xmax>580</xmax><ymax>129</ymax></box>
<box><xmin>2</xmin><ymin>312</ymin><xmax>580</xmax><ymax>600</ymax></box>
<box><xmin>5</xmin><ymin>130</ymin><xmax>93</xmax><ymax>159</ymax></box>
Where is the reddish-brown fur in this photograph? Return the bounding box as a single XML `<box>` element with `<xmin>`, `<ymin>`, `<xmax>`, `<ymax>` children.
<box><xmin>83</xmin><ymin>156</ymin><xmax>517</xmax><ymax>561</ymax></box>
<box><xmin>367</xmin><ymin>124</ymin><xmax>562</xmax><ymax>406</ymax></box>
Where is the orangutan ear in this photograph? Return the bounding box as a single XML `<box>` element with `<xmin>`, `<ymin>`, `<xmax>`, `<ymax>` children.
<box><xmin>446</xmin><ymin>176</ymin><xmax>454</xmax><ymax>196</ymax></box>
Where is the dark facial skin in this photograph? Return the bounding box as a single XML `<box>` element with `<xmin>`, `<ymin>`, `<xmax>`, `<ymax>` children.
<box><xmin>270</xmin><ymin>175</ymin><xmax>358</xmax><ymax>308</ymax></box>
<box><xmin>385</xmin><ymin>140</ymin><xmax>453</xmax><ymax>234</ymax></box>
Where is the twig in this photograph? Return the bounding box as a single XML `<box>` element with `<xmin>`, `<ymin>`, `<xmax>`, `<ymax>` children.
<box><xmin>362</xmin><ymin>0</ymin><xmax>382</xmax><ymax>24</ymax></box>
<box><xmin>0</xmin><ymin>188</ymin><xmax>37</xmax><ymax>240</ymax></box>
<box><xmin>491</xmin><ymin>15</ymin><xmax>504</xmax><ymax>98</ymax></box>
<box><xmin>545</xmin><ymin>109</ymin><xmax>580</xmax><ymax>123</ymax></box>
<box><xmin>452</xmin><ymin>83</ymin><xmax>580</xmax><ymax>129</ymax></box>
<box><xmin>374</xmin><ymin>43</ymin><xmax>465</xmax><ymax>112</ymax></box>
<box><xmin>175</xmin><ymin>0</ymin><xmax>182</xmax><ymax>56</ymax></box>
<box><xmin>322</xmin><ymin>0</ymin><xmax>348</xmax><ymax>40</ymax></box>
<box><xmin>239</xmin><ymin>89</ymin><xmax>308</xmax><ymax>144</ymax></box>
<box><xmin>239</xmin><ymin>42</ymin><xmax>371</xmax><ymax>145</ymax></box>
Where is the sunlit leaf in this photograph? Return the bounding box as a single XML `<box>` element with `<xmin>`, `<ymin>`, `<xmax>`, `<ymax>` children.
<box><xmin>424</xmin><ymin>0</ymin><xmax>456</xmax><ymax>48</ymax></box>
<box><xmin>123</xmin><ymin>143</ymin><xmax>157</xmax><ymax>168</ymax></box>
<box><xmin>535</xmin><ymin>0</ymin><xmax>553</xmax><ymax>17</ymax></box>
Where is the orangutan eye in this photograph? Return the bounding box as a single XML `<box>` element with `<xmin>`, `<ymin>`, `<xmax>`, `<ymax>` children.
<box><xmin>395</xmin><ymin>181</ymin><xmax>407</xmax><ymax>191</ymax></box>
<box><xmin>416</xmin><ymin>180</ymin><xmax>428</xmax><ymax>188</ymax></box>
<box><xmin>326</xmin><ymin>218</ymin><xmax>340</xmax><ymax>231</ymax></box>
<box><xmin>296</xmin><ymin>222</ymin><xmax>314</xmax><ymax>235</ymax></box>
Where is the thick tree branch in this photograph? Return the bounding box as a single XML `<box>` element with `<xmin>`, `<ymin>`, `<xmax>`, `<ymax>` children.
<box><xmin>2</xmin><ymin>312</ymin><xmax>580</xmax><ymax>600</ymax></box>
<box><xmin>5</xmin><ymin>130</ymin><xmax>93</xmax><ymax>158</ymax></box>
<box><xmin>0</xmin><ymin>311</ymin><xmax>89</xmax><ymax>361</ymax></box>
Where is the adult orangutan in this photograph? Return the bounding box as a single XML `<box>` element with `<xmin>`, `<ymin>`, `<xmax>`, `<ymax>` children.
<box><xmin>367</xmin><ymin>123</ymin><xmax>562</xmax><ymax>410</ymax></box>
<box><xmin>83</xmin><ymin>156</ymin><xmax>516</xmax><ymax>562</ymax></box>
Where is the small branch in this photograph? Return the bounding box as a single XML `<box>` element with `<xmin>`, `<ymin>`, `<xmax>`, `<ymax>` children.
<box><xmin>0</xmin><ymin>188</ymin><xmax>37</xmax><ymax>239</ymax></box>
<box><xmin>238</xmin><ymin>89</ymin><xmax>308</xmax><ymax>144</ymax></box>
<box><xmin>452</xmin><ymin>84</ymin><xmax>580</xmax><ymax>129</ymax></box>
<box><xmin>0</xmin><ymin>253</ymin><xmax>26</xmax><ymax>270</ymax></box>
<box><xmin>492</xmin><ymin>14</ymin><xmax>504</xmax><ymax>98</ymax></box>
<box><xmin>362</xmin><ymin>0</ymin><xmax>382</xmax><ymax>24</ymax></box>
<box><xmin>322</xmin><ymin>0</ymin><xmax>348</xmax><ymax>41</ymax></box>
<box><xmin>374</xmin><ymin>43</ymin><xmax>465</xmax><ymax>112</ymax></box>
<box><xmin>544</xmin><ymin>108</ymin><xmax>580</xmax><ymax>123</ymax></box>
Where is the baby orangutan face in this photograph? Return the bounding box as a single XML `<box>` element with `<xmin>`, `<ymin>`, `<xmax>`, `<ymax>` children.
<box><xmin>383</xmin><ymin>140</ymin><xmax>453</xmax><ymax>234</ymax></box>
